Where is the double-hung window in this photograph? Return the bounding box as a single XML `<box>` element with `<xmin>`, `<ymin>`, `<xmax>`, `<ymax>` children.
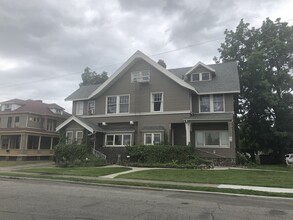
<box><xmin>88</xmin><ymin>101</ymin><xmax>95</xmax><ymax>115</ymax></box>
<box><xmin>199</xmin><ymin>94</ymin><xmax>224</xmax><ymax>113</ymax></box>
<box><xmin>107</xmin><ymin>95</ymin><xmax>129</xmax><ymax>114</ymax></box>
<box><xmin>76</xmin><ymin>131</ymin><xmax>83</xmax><ymax>144</ymax></box>
<box><xmin>66</xmin><ymin>131</ymin><xmax>73</xmax><ymax>144</ymax></box>
<box><xmin>151</xmin><ymin>92</ymin><xmax>163</xmax><ymax>112</ymax></box>
<box><xmin>195</xmin><ymin>131</ymin><xmax>229</xmax><ymax>148</ymax></box>
<box><xmin>144</xmin><ymin>133</ymin><xmax>161</xmax><ymax>145</ymax></box>
<box><xmin>105</xmin><ymin>134</ymin><xmax>132</xmax><ymax>146</ymax></box>
<box><xmin>76</xmin><ymin>101</ymin><xmax>84</xmax><ymax>115</ymax></box>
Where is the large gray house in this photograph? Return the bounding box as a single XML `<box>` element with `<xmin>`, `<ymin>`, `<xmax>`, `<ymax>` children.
<box><xmin>57</xmin><ymin>51</ymin><xmax>240</xmax><ymax>164</ymax></box>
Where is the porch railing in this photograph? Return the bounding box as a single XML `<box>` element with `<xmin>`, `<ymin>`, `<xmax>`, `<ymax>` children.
<box><xmin>92</xmin><ymin>148</ymin><xmax>107</xmax><ymax>159</ymax></box>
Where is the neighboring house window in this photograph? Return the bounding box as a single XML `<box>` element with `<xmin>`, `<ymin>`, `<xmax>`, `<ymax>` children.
<box><xmin>47</xmin><ymin>119</ymin><xmax>56</xmax><ymax>131</ymax></box>
<box><xmin>191</xmin><ymin>72</ymin><xmax>211</xmax><ymax>82</ymax></box>
<box><xmin>151</xmin><ymin>92</ymin><xmax>163</xmax><ymax>112</ymax></box>
<box><xmin>76</xmin><ymin>101</ymin><xmax>84</xmax><ymax>115</ymax></box>
<box><xmin>7</xmin><ymin>117</ymin><xmax>12</xmax><ymax>128</ymax></box>
<box><xmin>76</xmin><ymin>131</ymin><xmax>83</xmax><ymax>144</ymax></box>
<box><xmin>88</xmin><ymin>100</ymin><xmax>95</xmax><ymax>115</ymax></box>
<box><xmin>105</xmin><ymin>134</ymin><xmax>132</xmax><ymax>146</ymax></box>
<box><xmin>106</xmin><ymin>95</ymin><xmax>130</xmax><ymax>114</ymax></box>
<box><xmin>199</xmin><ymin>94</ymin><xmax>224</xmax><ymax>113</ymax></box>
<box><xmin>15</xmin><ymin>116</ymin><xmax>19</xmax><ymax>127</ymax></box>
<box><xmin>144</xmin><ymin>133</ymin><xmax>161</xmax><ymax>145</ymax></box>
<box><xmin>195</xmin><ymin>131</ymin><xmax>229</xmax><ymax>148</ymax></box>
<box><xmin>66</xmin><ymin>131</ymin><xmax>73</xmax><ymax>144</ymax></box>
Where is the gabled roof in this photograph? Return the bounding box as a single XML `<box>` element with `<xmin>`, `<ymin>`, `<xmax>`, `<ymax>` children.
<box><xmin>65</xmin><ymin>84</ymin><xmax>101</xmax><ymax>101</ymax></box>
<box><xmin>184</xmin><ymin>61</ymin><xmax>215</xmax><ymax>75</ymax></box>
<box><xmin>169</xmin><ymin>61</ymin><xmax>240</xmax><ymax>94</ymax></box>
<box><xmin>0</xmin><ymin>99</ymin><xmax>70</xmax><ymax>118</ymax></box>
<box><xmin>88</xmin><ymin>50</ymin><xmax>197</xmax><ymax>99</ymax></box>
<box><xmin>56</xmin><ymin>116</ymin><xmax>104</xmax><ymax>133</ymax></box>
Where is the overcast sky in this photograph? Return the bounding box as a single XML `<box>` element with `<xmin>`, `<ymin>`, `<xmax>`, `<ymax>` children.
<box><xmin>0</xmin><ymin>0</ymin><xmax>292</xmax><ymax>113</ymax></box>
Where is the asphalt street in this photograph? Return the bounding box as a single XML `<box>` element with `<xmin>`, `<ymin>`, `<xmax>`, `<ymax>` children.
<box><xmin>0</xmin><ymin>178</ymin><xmax>292</xmax><ymax>220</ymax></box>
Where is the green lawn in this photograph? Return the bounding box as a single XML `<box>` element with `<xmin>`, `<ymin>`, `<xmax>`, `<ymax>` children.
<box><xmin>246</xmin><ymin>164</ymin><xmax>293</xmax><ymax>171</ymax></box>
<box><xmin>117</xmin><ymin>169</ymin><xmax>293</xmax><ymax>188</ymax></box>
<box><xmin>17</xmin><ymin>167</ymin><xmax>131</xmax><ymax>177</ymax></box>
<box><xmin>0</xmin><ymin>161</ymin><xmax>46</xmax><ymax>167</ymax></box>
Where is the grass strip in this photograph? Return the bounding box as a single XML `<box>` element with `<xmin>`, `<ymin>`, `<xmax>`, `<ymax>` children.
<box><xmin>0</xmin><ymin>161</ymin><xmax>47</xmax><ymax>167</ymax></box>
<box><xmin>117</xmin><ymin>169</ymin><xmax>293</xmax><ymax>188</ymax></box>
<box><xmin>16</xmin><ymin>167</ymin><xmax>131</xmax><ymax>177</ymax></box>
<box><xmin>0</xmin><ymin>172</ymin><xmax>293</xmax><ymax>199</ymax></box>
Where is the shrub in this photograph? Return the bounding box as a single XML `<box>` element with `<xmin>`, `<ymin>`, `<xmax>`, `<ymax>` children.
<box><xmin>53</xmin><ymin>144</ymin><xmax>106</xmax><ymax>167</ymax></box>
<box><xmin>126</xmin><ymin>145</ymin><xmax>212</xmax><ymax>168</ymax></box>
<box><xmin>236</xmin><ymin>152</ymin><xmax>250</xmax><ymax>166</ymax></box>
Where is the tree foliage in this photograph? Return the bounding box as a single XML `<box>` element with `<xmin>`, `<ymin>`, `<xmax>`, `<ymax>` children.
<box><xmin>215</xmin><ymin>18</ymin><xmax>293</xmax><ymax>162</ymax></box>
<box><xmin>79</xmin><ymin>67</ymin><xmax>108</xmax><ymax>87</ymax></box>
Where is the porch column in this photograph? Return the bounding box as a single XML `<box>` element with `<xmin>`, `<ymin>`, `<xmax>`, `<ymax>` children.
<box><xmin>20</xmin><ymin>134</ymin><xmax>28</xmax><ymax>150</ymax></box>
<box><xmin>185</xmin><ymin>122</ymin><xmax>191</xmax><ymax>146</ymax></box>
<box><xmin>50</xmin><ymin>137</ymin><xmax>53</xmax><ymax>150</ymax></box>
<box><xmin>228</xmin><ymin>121</ymin><xmax>233</xmax><ymax>146</ymax></box>
<box><xmin>38</xmin><ymin>136</ymin><xmax>41</xmax><ymax>150</ymax></box>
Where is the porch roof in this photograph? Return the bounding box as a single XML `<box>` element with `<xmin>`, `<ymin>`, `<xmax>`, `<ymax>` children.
<box><xmin>185</xmin><ymin>113</ymin><xmax>234</xmax><ymax>122</ymax></box>
<box><xmin>56</xmin><ymin>116</ymin><xmax>104</xmax><ymax>133</ymax></box>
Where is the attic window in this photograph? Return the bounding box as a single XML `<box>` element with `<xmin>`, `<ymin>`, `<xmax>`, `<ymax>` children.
<box><xmin>191</xmin><ymin>72</ymin><xmax>211</xmax><ymax>82</ymax></box>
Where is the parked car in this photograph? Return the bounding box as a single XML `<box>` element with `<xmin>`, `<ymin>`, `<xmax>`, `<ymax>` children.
<box><xmin>285</xmin><ymin>154</ymin><xmax>293</xmax><ymax>165</ymax></box>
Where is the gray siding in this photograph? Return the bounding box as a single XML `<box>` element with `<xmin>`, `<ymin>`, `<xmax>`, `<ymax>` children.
<box><xmin>0</xmin><ymin>115</ymin><xmax>27</xmax><ymax>128</ymax></box>
<box><xmin>91</xmin><ymin>60</ymin><xmax>191</xmax><ymax>115</ymax></box>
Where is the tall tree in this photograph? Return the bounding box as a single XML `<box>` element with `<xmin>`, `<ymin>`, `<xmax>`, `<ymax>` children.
<box><xmin>79</xmin><ymin>67</ymin><xmax>108</xmax><ymax>87</ymax></box>
<box><xmin>215</xmin><ymin>18</ymin><xmax>293</xmax><ymax>162</ymax></box>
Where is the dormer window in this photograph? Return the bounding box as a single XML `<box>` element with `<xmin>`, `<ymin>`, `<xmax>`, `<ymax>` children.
<box><xmin>191</xmin><ymin>72</ymin><xmax>211</xmax><ymax>82</ymax></box>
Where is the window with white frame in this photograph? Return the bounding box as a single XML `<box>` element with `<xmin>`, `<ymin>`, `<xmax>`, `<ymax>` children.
<box><xmin>144</xmin><ymin>133</ymin><xmax>161</xmax><ymax>145</ymax></box>
<box><xmin>66</xmin><ymin>131</ymin><xmax>73</xmax><ymax>144</ymax></box>
<box><xmin>191</xmin><ymin>72</ymin><xmax>211</xmax><ymax>82</ymax></box>
<box><xmin>76</xmin><ymin>101</ymin><xmax>84</xmax><ymax>115</ymax></box>
<box><xmin>151</xmin><ymin>92</ymin><xmax>163</xmax><ymax>112</ymax></box>
<box><xmin>199</xmin><ymin>94</ymin><xmax>224</xmax><ymax>113</ymax></box>
<box><xmin>105</xmin><ymin>134</ymin><xmax>132</xmax><ymax>146</ymax></box>
<box><xmin>195</xmin><ymin>131</ymin><xmax>229</xmax><ymax>148</ymax></box>
<box><xmin>131</xmin><ymin>70</ymin><xmax>150</xmax><ymax>83</ymax></box>
<box><xmin>107</xmin><ymin>95</ymin><xmax>129</xmax><ymax>114</ymax></box>
<box><xmin>76</xmin><ymin>131</ymin><xmax>83</xmax><ymax>144</ymax></box>
<box><xmin>88</xmin><ymin>100</ymin><xmax>95</xmax><ymax>115</ymax></box>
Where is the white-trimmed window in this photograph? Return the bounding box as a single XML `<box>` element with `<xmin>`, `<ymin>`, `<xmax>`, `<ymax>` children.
<box><xmin>191</xmin><ymin>72</ymin><xmax>211</xmax><ymax>82</ymax></box>
<box><xmin>88</xmin><ymin>100</ymin><xmax>95</xmax><ymax>115</ymax></box>
<box><xmin>151</xmin><ymin>92</ymin><xmax>163</xmax><ymax>112</ymax></box>
<box><xmin>76</xmin><ymin>101</ymin><xmax>84</xmax><ymax>115</ymax></box>
<box><xmin>199</xmin><ymin>94</ymin><xmax>224</xmax><ymax>113</ymax></box>
<box><xmin>106</xmin><ymin>95</ymin><xmax>130</xmax><ymax>114</ymax></box>
<box><xmin>66</xmin><ymin>131</ymin><xmax>73</xmax><ymax>144</ymax></box>
<box><xmin>144</xmin><ymin>133</ymin><xmax>161</xmax><ymax>145</ymax></box>
<box><xmin>76</xmin><ymin>131</ymin><xmax>83</xmax><ymax>145</ymax></box>
<box><xmin>105</xmin><ymin>134</ymin><xmax>132</xmax><ymax>146</ymax></box>
<box><xmin>195</xmin><ymin>131</ymin><xmax>229</xmax><ymax>148</ymax></box>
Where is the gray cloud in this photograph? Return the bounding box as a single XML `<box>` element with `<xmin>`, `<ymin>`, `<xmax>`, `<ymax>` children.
<box><xmin>0</xmin><ymin>0</ymin><xmax>291</xmax><ymax>113</ymax></box>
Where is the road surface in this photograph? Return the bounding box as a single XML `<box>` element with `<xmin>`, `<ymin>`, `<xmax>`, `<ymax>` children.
<box><xmin>0</xmin><ymin>178</ymin><xmax>292</xmax><ymax>219</ymax></box>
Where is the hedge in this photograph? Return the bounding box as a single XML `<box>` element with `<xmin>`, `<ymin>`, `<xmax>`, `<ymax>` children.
<box><xmin>126</xmin><ymin>145</ymin><xmax>212</xmax><ymax>168</ymax></box>
<box><xmin>53</xmin><ymin>144</ymin><xmax>106</xmax><ymax>167</ymax></box>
